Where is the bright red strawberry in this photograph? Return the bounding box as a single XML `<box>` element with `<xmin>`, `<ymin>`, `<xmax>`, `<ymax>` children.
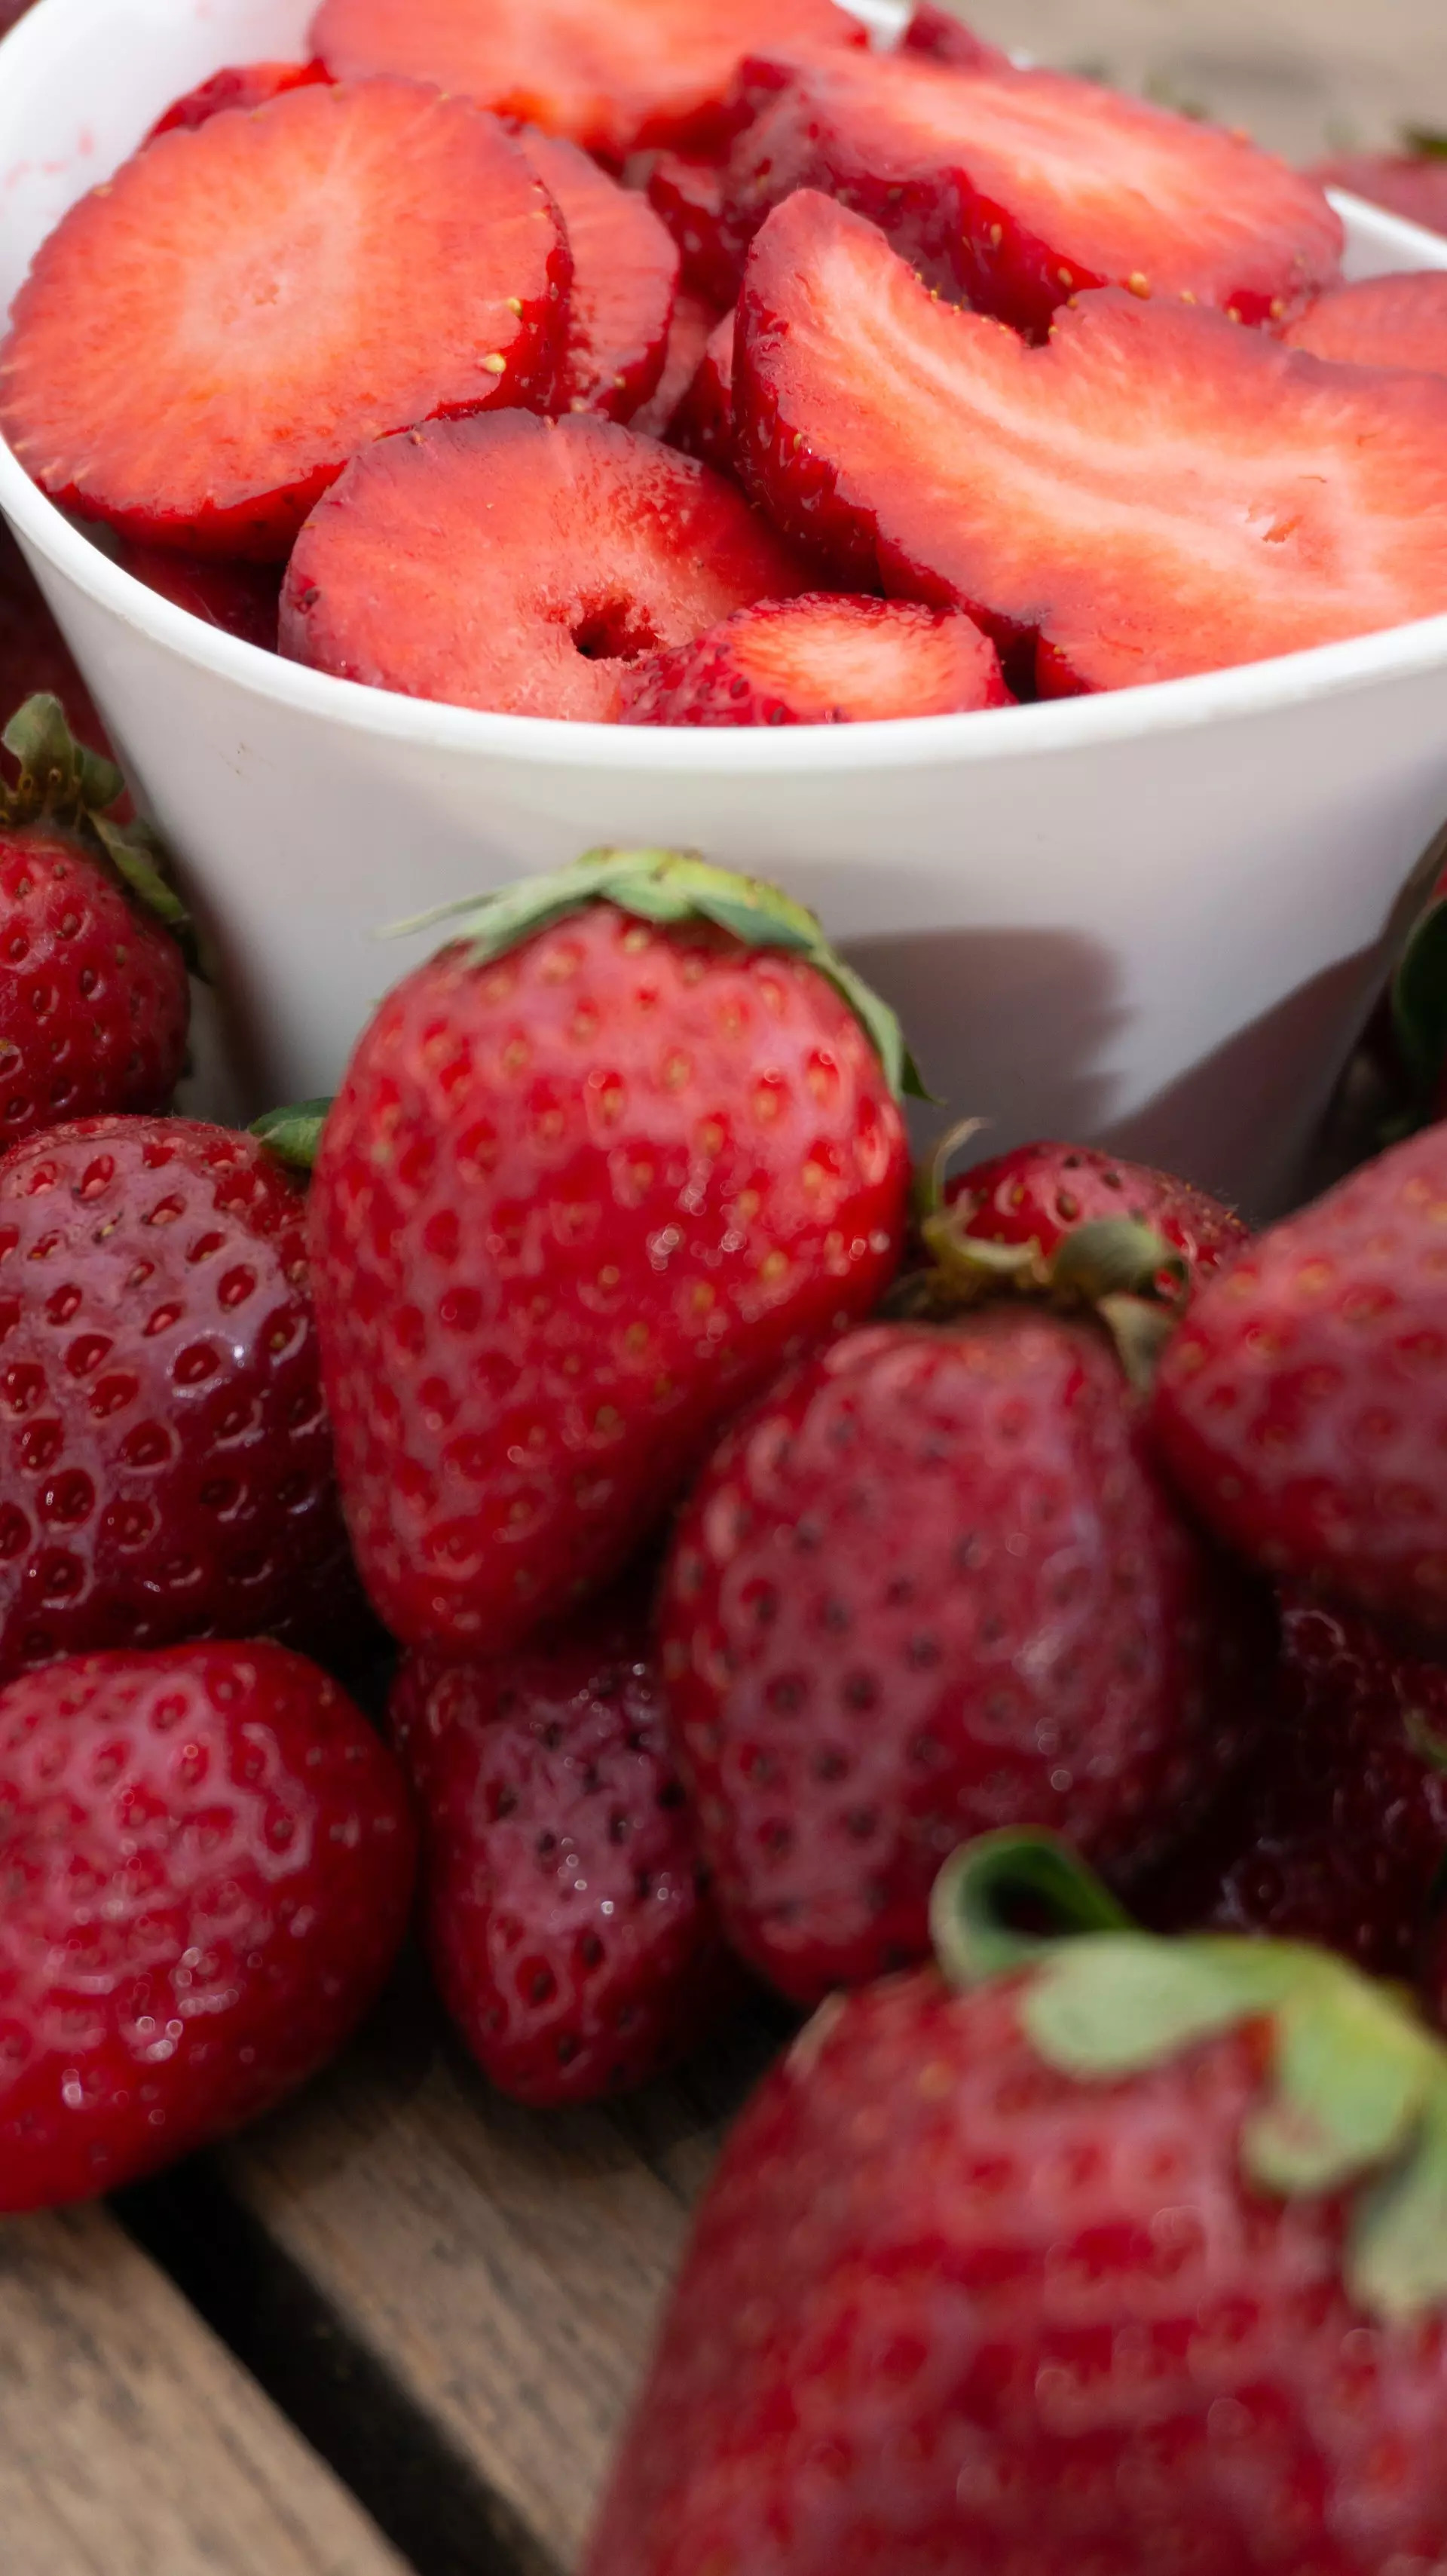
<box><xmin>115</xmin><ymin>544</ymin><xmax>281</xmax><ymax>652</ymax></box>
<box><xmin>666</xmin><ymin>307</ymin><xmax>735</xmax><ymax>469</ymax></box>
<box><xmin>1286</xmin><ymin>271</ymin><xmax>1447</xmax><ymax>373</ymax></box>
<box><xmin>587</xmin><ymin>1832</ymin><xmax>1447</xmax><ymax>2576</ymax></box>
<box><xmin>0</xmin><ymin>1640</ymin><xmax>414</xmax><ymax>2209</ymax></box>
<box><xmin>735</xmin><ymin>194</ymin><xmax>1447</xmax><ymax>693</ymax></box>
<box><xmin>307</xmin><ymin>849</ymin><xmax>913</xmax><ymax>1655</ymax></box>
<box><xmin>523</xmin><ymin>131</ymin><xmax>679</xmax><ymax>422</ymax></box>
<box><xmin>720</xmin><ymin>50</ymin><xmax>1341</xmax><ymax>336</ymax></box>
<box><xmin>0</xmin><ymin>1113</ymin><xmax>360</xmax><ymax>1678</ymax></box>
<box><xmin>280</xmin><ymin>410</ymin><xmax>806</xmax><ymax>719</ymax></box>
<box><xmin>942</xmin><ymin>1138</ymin><xmax>1249</xmax><ymax>1300</ymax></box>
<box><xmin>898</xmin><ymin>3</ymin><xmax>1011</xmax><ymax>69</ymax></box>
<box><xmin>1152</xmin><ymin>1125</ymin><xmax>1447</xmax><ymax>1642</ymax></box>
<box><xmin>147</xmin><ymin>58</ymin><xmax>332</xmax><ymax>138</ymax></box>
<box><xmin>640</xmin><ymin>152</ymin><xmax>745</xmax><ymax>309</ymax></box>
<box><xmin>392</xmin><ymin>1598</ymin><xmax>738</xmax><ymax>2107</ymax></box>
<box><xmin>619</xmin><ymin>593</ymin><xmax>1011</xmax><ymax>726</ymax></box>
<box><xmin>0</xmin><ymin>695</ymin><xmax>189</xmax><ymax>1147</ymax></box>
<box><xmin>0</xmin><ymin>523</ymin><xmax>112</xmax><ymax>761</ymax></box>
<box><xmin>629</xmin><ymin>289</ymin><xmax>727</xmax><ymax>440</ymax></box>
<box><xmin>1136</xmin><ymin>1597</ymin><xmax>1447</xmax><ymax>1983</ymax></box>
<box><xmin>0</xmin><ymin>79</ymin><xmax>570</xmax><ymax>559</ymax></box>
<box><xmin>1308</xmin><ymin>152</ymin><xmax>1447</xmax><ymax>238</ymax></box>
<box><xmin>659</xmin><ymin>1274</ymin><xmax>1264</xmax><ymax>2004</ymax></box>
<box><xmin>309</xmin><ymin>0</ymin><xmax>864</xmax><ymax>163</ymax></box>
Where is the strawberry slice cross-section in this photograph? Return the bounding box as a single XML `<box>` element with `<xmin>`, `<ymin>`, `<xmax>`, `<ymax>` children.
<box><xmin>1286</xmin><ymin>274</ymin><xmax>1447</xmax><ymax>378</ymax></box>
<box><xmin>523</xmin><ymin>131</ymin><xmax>680</xmax><ymax>422</ymax></box>
<box><xmin>0</xmin><ymin>78</ymin><xmax>570</xmax><ymax>559</ymax></box>
<box><xmin>735</xmin><ymin>192</ymin><xmax>1447</xmax><ymax>696</ymax></box>
<box><xmin>618</xmin><ymin>594</ymin><xmax>1011</xmax><ymax>724</ymax></box>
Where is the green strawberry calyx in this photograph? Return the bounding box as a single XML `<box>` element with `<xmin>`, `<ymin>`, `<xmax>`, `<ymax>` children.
<box><xmin>251</xmin><ymin>1098</ymin><xmax>333</xmax><ymax>1172</ymax></box>
<box><xmin>1</xmin><ymin>694</ymin><xmax>200</xmax><ymax>970</ymax></box>
<box><xmin>932</xmin><ymin>1829</ymin><xmax>1447</xmax><ymax>2328</ymax></box>
<box><xmin>387</xmin><ymin>845</ymin><xmax>928</xmax><ymax>1104</ymax></box>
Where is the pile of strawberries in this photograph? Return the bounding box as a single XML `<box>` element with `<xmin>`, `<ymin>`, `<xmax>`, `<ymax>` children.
<box><xmin>8</xmin><ymin>0</ymin><xmax>1447</xmax><ymax>721</ymax></box>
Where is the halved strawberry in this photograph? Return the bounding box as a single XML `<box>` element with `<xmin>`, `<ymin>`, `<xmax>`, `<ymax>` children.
<box><xmin>898</xmin><ymin>5</ymin><xmax>1011</xmax><ymax>71</ymax></box>
<box><xmin>735</xmin><ymin>194</ymin><xmax>1447</xmax><ymax>694</ymax></box>
<box><xmin>308</xmin><ymin>0</ymin><xmax>864</xmax><ymax>162</ymax></box>
<box><xmin>1308</xmin><ymin>154</ymin><xmax>1447</xmax><ymax>240</ymax></box>
<box><xmin>721</xmin><ymin>50</ymin><xmax>1341</xmax><ymax>335</ymax></box>
<box><xmin>1286</xmin><ymin>273</ymin><xmax>1447</xmax><ymax>375</ymax></box>
<box><xmin>668</xmin><ymin>308</ymin><xmax>735</xmax><ymax>468</ymax></box>
<box><xmin>618</xmin><ymin>593</ymin><xmax>1010</xmax><ymax>724</ymax></box>
<box><xmin>629</xmin><ymin>289</ymin><xmax>727</xmax><ymax>440</ymax></box>
<box><xmin>640</xmin><ymin>151</ymin><xmax>745</xmax><ymax>308</ymax></box>
<box><xmin>280</xmin><ymin>409</ymin><xmax>809</xmax><ymax>718</ymax></box>
<box><xmin>147</xmin><ymin>59</ymin><xmax>332</xmax><ymax>139</ymax></box>
<box><xmin>115</xmin><ymin>544</ymin><xmax>282</xmax><ymax>651</ymax></box>
<box><xmin>0</xmin><ymin>80</ymin><xmax>569</xmax><ymax>559</ymax></box>
<box><xmin>523</xmin><ymin>131</ymin><xmax>678</xmax><ymax>422</ymax></box>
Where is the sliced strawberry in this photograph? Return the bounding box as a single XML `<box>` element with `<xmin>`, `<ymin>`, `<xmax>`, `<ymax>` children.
<box><xmin>629</xmin><ymin>289</ymin><xmax>727</xmax><ymax>440</ymax></box>
<box><xmin>147</xmin><ymin>59</ymin><xmax>332</xmax><ymax>139</ymax></box>
<box><xmin>1286</xmin><ymin>273</ymin><xmax>1447</xmax><ymax>375</ymax></box>
<box><xmin>0</xmin><ymin>80</ymin><xmax>570</xmax><ymax>559</ymax></box>
<box><xmin>115</xmin><ymin>544</ymin><xmax>282</xmax><ymax>651</ymax></box>
<box><xmin>619</xmin><ymin>593</ymin><xmax>1010</xmax><ymax>724</ymax></box>
<box><xmin>722</xmin><ymin>51</ymin><xmax>1341</xmax><ymax>335</ymax></box>
<box><xmin>735</xmin><ymin>194</ymin><xmax>1447</xmax><ymax>694</ymax></box>
<box><xmin>640</xmin><ymin>150</ymin><xmax>745</xmax><ymax>308</ymax></box>
<box><xmin>523</xmin><ymin>131</ymin><xmax>678</xmax><ymax>422</ymax></box>
<box><xmin>668</xmin><ymin>308</ymin><xmax>735</xmax><ymax>468</ymax></box>
<box><xmin>280</xmin><ymin>409</ymin><xmax>809</xmax><ymax>718</ymax></box>
<box><xmin>898</xmin><ymin>5</ymin><xmax>1011</xmax><ymax>71</ymax></box>
<box><xmin>309</xmin><ymin>0</ymin><xmax>864</xmax><ymax>162</ymax></box>
<box><xmin>1308</xmin><ymin>154</ymin><xmax>1447</xmax><ymax>239</ymax></box>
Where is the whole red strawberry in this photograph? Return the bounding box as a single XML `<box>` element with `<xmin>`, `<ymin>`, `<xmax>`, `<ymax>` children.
<box><xmin>391</xmin><ymin>1597</ymin><xmax>739</xmax><ymax>2106</ymax></box>
<box><xmin>0</xmin><ymin>1640</ymin><xmax>415</xmax><ymax>2209</ymax></box>
<box><xmin>0</xmin><ymin>1113</ymin><xmax>360</xmax><ymax>1679</ymax></box>
<box><xmin>1152</xmin><ymin>1123</ymin><xmax>1447</xmax><ymax>1641</ymax></box>
<box><xmin>0</xmin><ymin>696</ymin><xmax>189</xmax><ymax>1147</ymax></box>
<box><xmin>308</xmin><ymin>850</ymin><xmax>913</xmax><ymax>1655</ymax></box>
<box><xmin>943</xmin><ymin>1137</ymin><xmax>1248</xmax><ymax>1300</ymax></box>
<box><xmin>587</xmin><ymin>1831</ymin><xmax>1447</xmax><ymax>2576</ymax></box>
<box><xmin>660</xmin><ymin>1249</ymin><xmax>1264</xmax><ymax>2003</ymax></box>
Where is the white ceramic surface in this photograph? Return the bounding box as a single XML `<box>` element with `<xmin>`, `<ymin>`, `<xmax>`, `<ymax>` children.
<box><xmin>3</xmin><ymin>0</ymin><xmax>1447</xmax><ymax>1210</ymax></box>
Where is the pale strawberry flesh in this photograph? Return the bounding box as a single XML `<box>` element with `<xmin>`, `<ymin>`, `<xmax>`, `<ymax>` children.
<box><xmin>0</xmin><ymin>80</ymin><xmax>570</xmax><ymax>559</ymax></box>
<box><xmin>629</xmin><ymin>289</ymin><xmax>726</xmax><ymax>440</ymax></box>
<box><xmin>735</xmin><ymin>194</ymin><xmax>1447</xmax><ymax>694</ymax></box>
<box><xmin>281</xmin><ymin>410</ymin><xmax>806</xmax><ymax>719</ymax></box>
<box><xmin>523</xmin><ymin>130</ymin><xmax>679</xmax><ymax>423</ymax></box>
<box><xmin>1287</xmin><ymin>272</ymin><xmax>1447</xmax><ymax>375</ymax></box>
<box><xmin>666</xmin><ymin>306</ymin><xmax>735</xmax><ymax>469</ymax></box>
<box><xmin>619</xmin><ymin>593</ymin><xmax>1011</xmax><ymax>724</ymax></box>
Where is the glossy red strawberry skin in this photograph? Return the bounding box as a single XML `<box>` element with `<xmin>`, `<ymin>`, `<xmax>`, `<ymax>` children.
<box><xmin>393</xmin><ymin>1601</ymin><xmax>738</xmax><ymax>2106</ymax></box>
<box><xmin>1308</xmin><ymin>154</ymin><xmax>1447</xmax><ymax>239</ymax></box>
<box><xmin>898</xmin><ymin>4</ymin><xmax>1011</xmax><ymax>69</ymax></box>
<box><xmin>1138</xmin><ymin>1598</ymin><xmax>1447</xmax><ymax>1983</ymax></box>
<box><xmin>310</xmin><ymin>904</ymin><xmax>910</xmax><ymax>1656</ymax></box>
<box><xmin>523</xmin><ymin>130</ymin><xmax>680</xmax><ymax>422</ymax></box>
<box><xmin>115</xmin><ymin>544</ymin><xmax>282</xmax><ymax>652</ymax></box>
<box><xmin>659</xmin><ymin>1311</ymin><xmax>1260</xmax><ymax>2004</ymax></box>
<box><xmin>0</xmin><ymin>1116</ymin><xmax>359</xmax><ymax>1679</ymax></box>
<box><xmin>619</xmin><ymin>592</ymin><xmax>1010</xmax><ymax>726</ymax></box>
<box><xmin>1286</xmin><ymin>272</ymin><xmax>1447</xmax><ymax>375</ymax></box>
<box><xmin>667</xmin><ymin>305</ymin><xmax>735</xmax><ymax>469</ymax></box>
<box><xmin>947</xmin><ymin>1140</ymin><xmax>1249</xmax><ymax>1296</ymax></box>
<box><xmin>629</xmin><ymin>289</ymin><xmax>727</xmax><ymax>440</ymax></box>
<box><xmin>0</xmin><ymin>827</ymin><xmax>189</xmax><ymax>1146</ymax></box>
<box><xmin>586</xmin><ymin>1965</ymin><xmax>1447</xmax><ymax>2576</ymax></box>
<box><xmin>1152</xmin><ymin>1126</ymin><xmax>1447</xmax><ymax>1642</ymax></box>
<box><xmin>0</xmin><ymin>1640</ymin><xmax>415</xmax><ymax>2209</ymax></box>
<box><xmin>148</xmin><ymin>58</ymin><xmax>332</xmax><ymax>138</ymax></box>
<box><xmin>641</xmin><ymin>151</ymin><xmax>745</xmax><ymax>310</ymax></box>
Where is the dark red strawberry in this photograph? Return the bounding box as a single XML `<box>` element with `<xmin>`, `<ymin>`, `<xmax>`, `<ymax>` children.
<box><xmin>280</xmin><ymin>410</ymin><xmax>807</xmax><ymax>719</ymax></box>
<box><xmin>0</xmin><ymin>695</ymin><xmax>189</xmax><ymax>1147</ymax></box>
<box><xmin>640</xmin><ymin>151</ymin><xmax>745</xmax><ymax>309</ymax></box>
<box><xmin>523</xmin><ymin>130</ymin><xmax>679</xmax><ymax>422</ymax></box>
<box><xmin>0</xmin><ymin>1640</ymin><xmax>414</xmax><ymax>2209</ymax></box>
<box><xmin>1152</xmin><ymin>1124</ymin><xmax>1447</xmax><ymax>1643</ymax></box>
<box><xmin>666</xmin><ymin>307</ymin><xmax>735</xmax><ymax>468</ymax></box>
<box><xmin>307</xmin><ymin>849</ymin><xmax>914</xmax><ymax>1655</ymax></box>
<box><xmin>587</xmin><ymin>1831</ymin><xmax>1447</xmax><ymax>2576</ymax></box>
<box><xmin>898</xmin><ymin>3</ymin><xmax>1011</xmax><ymax>70</ymax></box>
<box><xmin>147</xmin><ymin>58</ymin><xmax>332</xmax><ymax>139</ymax></box>
<box><xmin>619</xmin><ymin>593</ymin><xmax>1011</xmax><ymax>726</ymax></box>
<box><xmin>1137</xmin><ymin>1597</ymin><xmax>1447</xmax><ymax>1983</ymax></box>
<box><xmin>0</xmin><ymin>522</ymin><xmax>112</xmax><ymax>761</ymax></box>
<box><xmin>0</xmin><ymin>1113</ymin><xmax>360</xmax><ymax>1678</ymax></box>
<box><xmin>629</xmin><ymin>289</ymin><xmax>727</xmax><ymax>440</ymax></box>
<box><xmin>0</xmin><ymin>79</ymin><xmax>570</xmax><ymax>559</ymax></box>
<box><xmin>309</xmin><ymin>0</ymin><xmax>864</xmax><ymax>162</ymax></box>
<box><xmin>1308</xmin><ymin>152</ymin><xmax>1447</xmax><ymax>238</ymax></box>
<box><xmin>734</xmin><ymin>194</ymin><xmax>1447</xmax><ymax>692</ymax></box>
<box><xmin>392</xmin><ymin>1599</ymin><xmax>738</xmax><ymax>2107</ymax></box>
<box><xmin>720</xmin><ymin>49</ymin><xmax>1341</xmax><ymax>335</ymax></box>
<box><xmin>1286</xmin><ymin>271</ymin><xmax>1447</xmax><ymax>373</ymax></box>
<box><xmin>115</xmin><ymin>544</ymin><xmax>282</xmax><ymax>652</ymax></box>
<box><xmin>941</xmin><ymin>1138</ymin><xmax>1249</xmax><ymax>1302</ymax></box>
<box><xmin>659</xmin><ymin>1268</ymin><xmax>1264</xmax><ymax>2004</ymax></box>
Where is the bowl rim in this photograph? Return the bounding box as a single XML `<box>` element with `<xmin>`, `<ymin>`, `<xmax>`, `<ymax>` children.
<box><xmin>4</xmin><ymin>0</ymin><xmax>1447</xmax><ymax>776</ymax></box>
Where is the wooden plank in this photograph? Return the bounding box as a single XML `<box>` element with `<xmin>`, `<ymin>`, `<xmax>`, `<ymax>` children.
<box><xmin>221</xmin><ymin>1977</ymin><xmax>782</xmax><ymax>2574</ymax></box>
<box><xmin>0</xmin><ymin>2201</ymin><xmax>409</xmax><ymax>2576</ymax></box>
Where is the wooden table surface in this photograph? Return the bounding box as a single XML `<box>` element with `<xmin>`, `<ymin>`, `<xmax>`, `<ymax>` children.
<box><xmin>4</xmin><ymin>2</ymin><xmax>1447</xmax><ymax>2571</ymax></box>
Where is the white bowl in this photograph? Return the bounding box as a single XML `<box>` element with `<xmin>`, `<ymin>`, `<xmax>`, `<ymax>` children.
<box><xmin>3</xmin><ymin>0</ymin><xmax>1447</xmax><ymax>1211</ymax></box>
